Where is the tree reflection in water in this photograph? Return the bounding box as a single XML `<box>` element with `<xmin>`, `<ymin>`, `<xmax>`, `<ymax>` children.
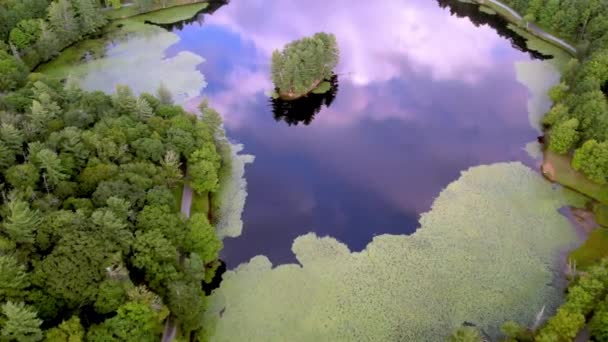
<box><xmin>270</xmin><ymin>74</ymin><xmax>339</xmax><ymax>126</ymax></box>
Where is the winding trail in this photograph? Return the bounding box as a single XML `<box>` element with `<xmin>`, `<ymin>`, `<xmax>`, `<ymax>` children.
<box><xmin>161</xmin><ymin>183</ymin><xmax>194</xmax><ymax>342</ymax></box>
<box><xmin>475</xmin><ymin>0</ymin><xmax>577</xmax><ymax>55</ymax></box>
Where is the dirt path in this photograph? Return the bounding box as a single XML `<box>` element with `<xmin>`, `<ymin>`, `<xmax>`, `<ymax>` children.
<box><xmin>161</xmin><ymin>183</ymin><xmax>194</xmax><ymax>342</ymax></box>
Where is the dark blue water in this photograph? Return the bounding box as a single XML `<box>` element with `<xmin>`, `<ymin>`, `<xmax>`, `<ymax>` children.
<box><xmin>165</xmin><ymin>0</ymin><xmax>541</xmax><ymax>267</ymax></box>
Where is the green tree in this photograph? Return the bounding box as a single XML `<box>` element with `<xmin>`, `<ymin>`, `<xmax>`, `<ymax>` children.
<box><xmin>0</xmin><ymin>255</ymin><xmax>30</xmax><ymax>301</ymax></box>
<box><xmin>271</xmin><ymin>32</ymin><xmax>339</xmax><ymax>98</ymax></box>
<box><xmin>0</xmin><ymin>50</ymin><xmax>28</xmax><ymax>91</ymax></box>
<box><xmin>590</xmin><ymin>302</ymin><xmax>608</xmax><ymax>342</ymax></box>
<box><xmin>44</xmin><ymin>316</ymin><xmax>85</xmax><ymax>342</ymax></box>
<box><xmin>167</xmin><ymin>280</ymin><xmax>206</xmax><ymax>335</ymax></box>
<box><xmin>36</xmin><ymin>21</ymin><xmax>60</xmax><ymax>61</ymax></box>
<box><xmin>2</xmin><ymin>199</ymin><xmax>42</xmax><ymax>244</ymax></box>
<box><xmin>1</xmin><ymin>302</ymin><xmax>43</xmax><ymax>342</ymax></box>
<box><xmin>5</xmin><ymin>163</ymin><xmax>40</xmax><ymax>190</ymax></box>
<box><xmin>94</xmin><ymin>279</ymin><xmax>127</xmax><ymax>314</ymax></box>
<box><xmin>0</xmin><ymin>123</ymin><xmax>25</xmax><ymax>154</ymax></box>
<box><xmin>112</xmin><ymin>85</ymin><xmax>137</xmax><ymax>115</ymax></box>
<box><xmin>135</xmin><ymin>97</ymin><xmax>154</xmax><ymax>120</ymax></box>
<box><xmin>188</xmin><ymin>145</ymin><xmax>221</xmax><ymax>194</ymax></box>
<box><xmin>9</xmin><ymin>19</ymin><xmax>41</xmax><ymax>51</ymax></box>
<box><xmin>156</xmin><ymin>82</ymin><xmax>173</xmax><ymax>105</ymax></box>
<box><xmin>74</xmin><ymin>0</ymin><xmax>107</xmax><ymax>34</ymax></box>
<box><xmin>186</xmin><ymin>213</ymin><xmax>222</xmax><ymax>264</ymax></box>
<box><xmin>34</xmin><ymin>149</ymin><xmax>69</xmax><ymax>187</ymax></box>
<box><xmin>87</xmin><ymin>302</ymin><xmax>163</xmax><ymax>342</ymax></box>
<box><xmin>548</xmin><ymin>118</ymin><xmax>580</xmax><ymax>154</ymax></box>
<box><xmin>572</xmin><ymin>140</ymin><xmax>608</xmax><ymax>184</ymax></box>
<box><xmin>47</xmin><ymin>0</ymin><xmax>79</xmax><ymax>44</ymax></box>
<box><xmin>535</xmin><ymin>308</ymin><xmax>585</xmax><ymax>342</ymax></box>
<box><xmin>160</xmin><ymin>150</ymin><xmax>183</xmax><ymax>188</ymax></box>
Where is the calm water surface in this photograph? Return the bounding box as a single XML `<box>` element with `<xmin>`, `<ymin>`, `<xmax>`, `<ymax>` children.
<box><xmin>165</xmin><ymin>0</ymin><xmax>543</xmax><ymax>266</ymax></box>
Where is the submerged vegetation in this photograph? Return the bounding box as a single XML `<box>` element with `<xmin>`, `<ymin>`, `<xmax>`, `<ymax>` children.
<box><xmin>271</xmin><ymin>32</ymin><xmax>339</xmax><ymax>100</ymax></box>
<box><xmin>205</xmin><ymin>163</ymin><xmax>579</xmax><ymax>341</ymax></box>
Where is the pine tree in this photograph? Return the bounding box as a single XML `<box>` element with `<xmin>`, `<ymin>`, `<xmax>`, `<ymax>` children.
<box><xmin>0</xmin><ymin>123</ymin><xmax>25</xmax><ymax>154</ymax></box>
<box><xmin>112</xmin><ymin>85</ymin><xmax>137</xmax><ymax>115</ymax></box>
<box><xmin>36</xmin><ymin>21</ymin><xmax>60</xmax><ymax>61</ymax></box>
<box><xmin>3</xmin><ymin>199</ymin><xmax>42</xmax><ymax>244</ymax></box>
<box><xmin>47</xmin><ymin>0</ymin><xmax>79</xmax><ymax>45</ymax></box>
<box><xmin>136</xmin><ymin>97</ymin><xmax>154</xmax><ymax>120</ymax></box>
<box><xmin>0</xmin><ymin>255</ymin><xmax>30</xmax><ymax>301</ymax></box>
<box><xmin>156</xmin><ymin>82</ymin><xmax>173</xmax><ymax>105</ymax></box>
<box><xmin>74</xmin><ymin>0</ymin><xmax>107</xmax><ymax>34</ymax></box>
<box><xmin>34</xmin><ymin>149</ymin><xmax>69</xmax><ymax>186</ymax></box>
<box><xmin>1</xmin><ymin>302</ymin><xmax>42</xmax><ymax>342</ymax></box>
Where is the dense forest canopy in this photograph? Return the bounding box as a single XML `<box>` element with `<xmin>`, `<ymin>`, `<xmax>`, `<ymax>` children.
<box><xmin>0</xmin><ymin>74</ymin><xmax>226</xmax><ymax>340</ymax></box>
<box><xmin>271</xmin><ymin>32</ymin><xmax>339</xmax><ymax>99</ymax></box>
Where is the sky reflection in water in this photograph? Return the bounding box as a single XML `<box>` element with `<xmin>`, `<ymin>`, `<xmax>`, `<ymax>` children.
<box><xmin>166</xmin><ymin>0</ymin><xmax>540</xmax><ymax>266</ymax></box>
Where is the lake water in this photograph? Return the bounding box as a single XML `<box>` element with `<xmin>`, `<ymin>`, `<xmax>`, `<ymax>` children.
<box><xmin>44</xmin><ymin>0</ymin><xmax>554</xmax><ymax>268</ymax></box>
<box><xmin>161</xmin><ymin>0</ymin><xmax>549</xmax><ymax>266</ymax></box>
<box><xmin>169</xmin><ymin>0</ymin><xmax>546</xmax><ymax>266</ymax></box>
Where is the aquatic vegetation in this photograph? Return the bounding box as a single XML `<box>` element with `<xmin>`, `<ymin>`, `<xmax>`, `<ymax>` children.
<box><xmin>205</xmin><ymin>162</ymin><xmax>579</xmax><ymax>341</ymax></box>
<box><xmin>215</xmin><ymin>143</ymin><xmax>255</xmax><ymax>239</ymax></box>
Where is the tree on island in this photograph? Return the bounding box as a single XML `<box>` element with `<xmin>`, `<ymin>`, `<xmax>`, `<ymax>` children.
<box><xmin>271</xmin><ymin>32</ymin><xmax>339</xmax><ymax>100</ymax></box>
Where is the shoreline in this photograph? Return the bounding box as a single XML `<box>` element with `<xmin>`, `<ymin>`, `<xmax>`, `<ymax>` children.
<box><xmin>468</xmin><ymin>0</ymin><xmax>577</xmax><ymax>56</ymax></box>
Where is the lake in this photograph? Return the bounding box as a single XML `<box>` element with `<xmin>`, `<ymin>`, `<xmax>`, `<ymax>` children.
<box><xmin>41</xmin><ymin>0</ymin><xmax>584</xmax><ymax>338</ymax></box>
<box><xmin>161</xmin><ymin>0</ymin><xmax>549</xmax><ymax>266</ymax></box>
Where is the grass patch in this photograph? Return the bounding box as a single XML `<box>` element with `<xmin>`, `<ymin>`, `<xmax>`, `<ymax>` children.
<box><xmin>172</xmin><ymin>185</ymin><xmax>184</xmax><ymax>211</ymax></box>
<box><xmin>543</xmin><ymin>150</ymin><xmax>608</xmax><ymax>204</ymax></box>
<box><xmin>594</xmin><ymin>203</ymin><xmax>608</xmax><ymax>226</ymax></box>
<box><xmin>191</xmin><ymin>191</ymin><xmax>210</xmax><ymax>217</ymax></box>
<box><xmin>570</xmin><ymin>228</ymin><xmax>608</xmax><ymax>269</ymax></box>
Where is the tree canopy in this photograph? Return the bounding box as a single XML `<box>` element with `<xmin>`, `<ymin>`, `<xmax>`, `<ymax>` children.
<box><xmin>271</xmin><ymin>32</ymin><xmax>339</xmax><ymax>100</ymax></box>
<box><xmin>0</xmin><ymin>76</ymin><xmax>226</xmax><ymax>340</ymax></box>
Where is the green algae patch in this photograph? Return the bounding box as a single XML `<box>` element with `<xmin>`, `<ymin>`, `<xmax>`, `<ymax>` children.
<box><xmin>39</xmin><ymin>24</ymin><xmax>205</xmax><ymax>104</ymax></box>
<box><xmin>215</xmin><ymin>142</ymin><xmax>255</xmax><ymax>239</ymax></box>
<box><xmin>205</xmin><ymin>162</ymin><xmax>579</xmax><ymax>341</ymax></box>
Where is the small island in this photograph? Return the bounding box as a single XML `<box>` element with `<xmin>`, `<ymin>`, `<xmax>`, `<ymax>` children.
<box><xmin>271</xmin><ymin>32</ymin><xmax>339</xmax><ymax>100</ymax></box>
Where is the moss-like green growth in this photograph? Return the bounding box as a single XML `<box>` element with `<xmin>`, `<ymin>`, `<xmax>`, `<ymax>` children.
<box><xmin>569</xmin><ymin>228</ymin><xmax>608</xmax><ymax>269</ymax></box>
<box><xmin>205</xmin><ymin>162</ymin><xmax>579</xmax><ymax>341</ymax></box>
<box><xmin>271</xmin><ymin>33</ymin><xmax>339</xmax><ymax>100</ymax></box>
<box><xmin>215</xmin><ymin>143</ymin><xmax>254</xmax><ymax>239</ymax></box>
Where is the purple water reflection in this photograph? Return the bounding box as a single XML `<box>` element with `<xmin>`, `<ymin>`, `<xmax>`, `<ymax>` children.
<box><xmin>166</xmin><ymin>0</ymin><xmax>540</xmax><ymax>266</ymax></box>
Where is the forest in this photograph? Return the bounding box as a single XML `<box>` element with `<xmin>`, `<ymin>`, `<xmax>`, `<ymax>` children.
<box><xmin>0</xmin><ymin>1</ymin><xmax>226</xmax><ymax>340</ymax></box>
<box><xmin>0</xmin><ymin>74</ymin><xmax>226</xmax><ymax>340</ymax></box>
